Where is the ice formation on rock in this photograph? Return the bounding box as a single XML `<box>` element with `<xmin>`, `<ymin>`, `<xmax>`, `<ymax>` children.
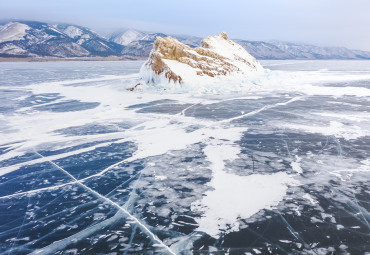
<box><xmin>139</xmin><ymin>32</ymin><xmax>263</xmax><ymax>88</ymax></box>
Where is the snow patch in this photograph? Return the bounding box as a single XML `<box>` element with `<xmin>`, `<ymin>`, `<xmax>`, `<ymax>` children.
<box><xmin>62</xmin><ymin>26</ymin><xmax>84</xmax><ymax>39</ymax></box>
<box><xmin>0</xmin><ymin>22</ymin><xmax>30</xmax><ymax>43</ymax></box>
<box><xmin>111</xmin><ymin>29</ymin><xmax>145</xmax><ymax>46</ymax></box>
<box><xmin>291</xmin><ymin>156</ymin><xmax>303</xmax><ymax>174</ymax></box>
<box><xmin>191</xmin><ymin>128</ymin><xmax>296</xmax><ymax>237</ymax></box>
<box><xmin>303</xmin><ymin>194</ymin><xmax>317</xmax><ymax>205</ymax></box>
<box><xmin>281</xmin><ymin>121</ymin><xmax>367</xmax><ymax>140</ymax></box>
<box><xmin>0</xmin><ymin>43</ymin><xmax>29</xmax><ymax>55</ymax></box>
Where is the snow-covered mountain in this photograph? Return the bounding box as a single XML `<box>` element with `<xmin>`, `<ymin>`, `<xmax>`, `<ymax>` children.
<box><xmin>109</xmin><ymin>29</ymin><xmax>146</xmax><ymax>46</ymax></box>
<box><xmin>108</xmin><ymin>31</ymin><xmax>201</xmax><ymax>58</ymax></box>
<box><xmin>119</xmin><ymin>33</ymin><xmax>168</xmax><ymax>58</ymax></box>
<box><xmin>54</xmin><ymin>23</ymin><xmax>124</xmax><ymax>57</ymax></box>
<box><xmin>0</xmin><ymin>22</ymin><xmax>30</xmax><ymax>43</ymax></box>
<box><xmin>0</xmin><ymin>21</ymin><xmax>124</xmax><ymax>58</ymax></box>
<box><xmin>1</xmin><ymin>20</ymin><xmax>370</xmax><ymax>60</ymax></box>
<box><xmin>235</xmin><ymin>40</ymin><xmax>370</xmax><ymax>60</ymax></box>
<box><xmin>112</xmin><ymin>29</ymin><xmax>370</xmax><ymax>60</ymax></box>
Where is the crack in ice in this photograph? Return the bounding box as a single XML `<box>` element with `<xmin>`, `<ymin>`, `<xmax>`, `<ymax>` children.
<box><xmin>32</xmin><ymin>151</ymin><xmax>176</xmax><ymax>255</ymax></box>
<box><xmin>219</xmin><ymin>96</ymin><xmax>303</xmax><ymax>123</ymax></box>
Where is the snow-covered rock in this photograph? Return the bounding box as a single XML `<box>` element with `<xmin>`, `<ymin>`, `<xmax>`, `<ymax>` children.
<box><xmin>139</xmin><ymin>32</ymin><xmax>263</xmax><ymax>88</ymax></box>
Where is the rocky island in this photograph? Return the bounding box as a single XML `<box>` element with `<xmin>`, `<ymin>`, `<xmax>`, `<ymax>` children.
<box><xmin>138</xmin><ymin>32</ymin><xmax>264</xmax><ymax>89</ymax></box>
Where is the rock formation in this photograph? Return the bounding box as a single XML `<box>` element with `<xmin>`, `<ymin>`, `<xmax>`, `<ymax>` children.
<box><xmin>139</xmin><ymin>32</ymin><xmax>263</xmax><ymax>87</ymax></box>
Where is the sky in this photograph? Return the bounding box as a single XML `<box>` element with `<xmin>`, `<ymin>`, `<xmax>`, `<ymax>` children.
<box><xmin>1</xmin><ymin>0</ymin><xmax>370</xmax><ymax>51</ymax></box>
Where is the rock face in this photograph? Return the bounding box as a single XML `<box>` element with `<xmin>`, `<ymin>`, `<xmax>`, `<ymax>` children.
<box><xmin>140</xmin><ymin>32</ymin><xmax>263</xmax><ymax>86</ymax></box>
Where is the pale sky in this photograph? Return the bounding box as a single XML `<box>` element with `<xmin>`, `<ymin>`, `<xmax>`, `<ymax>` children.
<box><xmin>1</xmin><ymin>0</ymin><xmax>370</xmax><ymax>51</ymax></box>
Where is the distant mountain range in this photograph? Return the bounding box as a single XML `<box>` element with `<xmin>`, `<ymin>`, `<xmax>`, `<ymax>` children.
<box><xmin>1</xmin><ymin>20</ymin><xmax>370</xmax><ymax>60</ymax></box>
<box><xmin>0</xmin><ymin>21</ymin><xmax>124</xmax><ymax>58</ymax></box>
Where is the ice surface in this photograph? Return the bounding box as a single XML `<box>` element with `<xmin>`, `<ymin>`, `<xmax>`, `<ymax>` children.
<box><xmin>0</xmin><ymin>60</ymin><xmax>369</xmax><ymax>254</ymax></box>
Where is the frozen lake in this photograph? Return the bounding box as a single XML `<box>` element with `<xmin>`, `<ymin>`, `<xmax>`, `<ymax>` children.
<box><xmin>0</xmin><ymin>60</ymin><xmax>369</xmax><ymax>254</ymax></box>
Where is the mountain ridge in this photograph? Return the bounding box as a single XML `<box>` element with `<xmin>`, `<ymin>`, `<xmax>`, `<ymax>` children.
<box><xmin>1</xmin><ymin>20</ymin><xmax>370</xmax><ymax>60</ymax></box>
<box><xmin>0</xmin><ymin>20</ymin><xmax>125</xmax><ymax>58</ymax></box>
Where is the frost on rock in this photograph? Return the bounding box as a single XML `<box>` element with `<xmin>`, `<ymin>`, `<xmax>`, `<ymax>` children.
<box><xmin>139</xmin><ymin>32</ymin><xmax>263</xmax><ymax>89</ymax></box>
